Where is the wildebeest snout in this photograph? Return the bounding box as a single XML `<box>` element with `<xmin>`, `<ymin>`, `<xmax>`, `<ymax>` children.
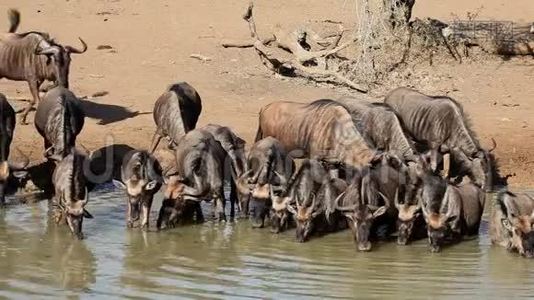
<box><xmin>249</xmin><ymin>198</ymin><xmax>269</xmax><ymax>228</ymax></box>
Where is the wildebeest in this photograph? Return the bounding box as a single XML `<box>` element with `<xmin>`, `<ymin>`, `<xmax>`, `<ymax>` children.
<box><xmin>236</xmin><ymin>137</ymin><xmax>294</xmax><ymax>228</ymax></box>
<box><xmin>0</xmin><ymin>93</ymin><xmax>30</xmax><ymax>205</ymax></box>
<box><xmin>150</xmin><ymin>82</ymin><xmax>202</xmax><ymax>153</ymax></box>
<box><xmin>34</xmin><ymin>86</ymin><xmax>85</xmax><ymax>161</ymax></box>
<box><xmin>418</xmin><ymin>156</ymin><xmax>485</xmax><ymax>252</ymax></box>
<box><xmin>280</xmin><ymin>159</ymin><xmax>347</xmax><ymax>242</ymax></box>
<box><xmin>334</xmin><ymin>159</ymin><xmax>405</xmax><ymax>251</ymax></box>
<box><xmin>385</xmin><ymin>87</ymin><xmax>498</xmax><ymax>190</ymax></box>
<box><xmin>490</xmin><ymin>190</ymin><xmax>534</xmax><ymax>258</ymax></box>
<box><xmin>0</xmin><ymin>9</ymin><xmax>87</xmax><ymax>124</ymax></box>
<box><xmin>52</xmin><ymin>150</ymin><xmax>93</xmax><ymax>239</ymax></box>
<box><xmin>113</xmin><ymin>150</ymin><xmax>162</xmax><ymax>230</ymax></box>
<box><xmin>157</xmin><ymin>129</ymin><xmax>227</xmax><ymax>229</ymax></box>
<box><xmin>255</xmin><ymin>100</ymin><xmax>380</xmax><ymax>169</ymax></box>
<box><xmin>201</xmin><ymin>124</ymin><xmax>246</xmax><ymax>217</ymax></box>
<box><xmin>337</xmin><ymin>97</ymin><xmax>418</xmax><ymax>161</ymax></box>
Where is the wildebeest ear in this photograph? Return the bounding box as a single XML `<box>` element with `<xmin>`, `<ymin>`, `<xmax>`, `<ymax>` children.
<box><xmin>372</xmin><ymin>206</ymin><xmax>387</xmax><ymax>218</ymax></box>
<box><xmin>112</xmin><ymin>179</ymin><xmax>127</xmax><ymax>190</ymax></box>
<box><xmin>83</xmin><ymin>209</ymin><xmax>94</xmax><ymax>219</ymax></box>
<box><xmin>145</xmin><ymin>180</ymin><xmax>158</xmax><ymax>191</ymax></box>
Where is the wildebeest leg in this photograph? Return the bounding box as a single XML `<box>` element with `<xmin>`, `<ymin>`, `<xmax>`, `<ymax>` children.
<box><xmin>141</xmin><ymin>199</ymin><xmax>152</xmax><ymax>230</ymax></box>
<box><xmin>229</xmin><ymin>180</ymin><xmax>237</xmax><ymax>220</ymax></box>
<box><xmin>20</xmin><ymin>80</ymin><xmax>41</xmax><ymax>125</ymax></box>
<box><xmin>149</xmin><ymin>131</ymin><xmax>162</xmax><ymax>153</ymax></box>
<box><xmin>195</xmin><ymin>202</ymin><xmax>204</xmax><ymax>223</ymax></box>
<box><xmin>214</xmin><ymin>191</ymin><xmax>226</xmax><ymax>222</ymax></box>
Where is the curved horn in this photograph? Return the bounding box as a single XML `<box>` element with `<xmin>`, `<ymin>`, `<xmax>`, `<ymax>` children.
<box><xmin>488</xmin><ymin>138</ymin><xmax>497</xmax><ymax>153</ymax></box>
<box><xmin>81</xmin><ymin>187</ymin><xmax>89</xmax><ymax>206</ymax></box>
<box><xmin>236</xmin><ymin>169</ymin><xmax>254</xmax><ymax>195</ymax></box>
<box><xmin>182</xmin><ymin>173</ymin><xmax>205</xmax><ymax>198</ymax></box>
<box><xmin>65</xmin><ymin>37</ymin><xmax>88</xmax><ymax>54</ymax></box>
<box><xmin>272</xmin><ymin>170</ymin><xmax>287</xmax><ymax>187</ymax></box>
<box><xmin>10</xmin><ymin>147</ymin><xmax>30</xmax><ymax>170</ymax></box>
<box><xmin>334</xmin><ymin>191</ymin><xmax>357</xmax><ymax>212</ymax></box>
<box><xmin>393</xmin><ymin>188</ymin><xmax>400</xmax><ymax>209</ymax></box>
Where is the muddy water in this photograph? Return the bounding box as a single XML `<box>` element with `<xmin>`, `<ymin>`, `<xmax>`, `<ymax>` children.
<box><xmin>0</xmin><ymin>187</ymin><xmax>533</xmax><ymax>299</ymax></box>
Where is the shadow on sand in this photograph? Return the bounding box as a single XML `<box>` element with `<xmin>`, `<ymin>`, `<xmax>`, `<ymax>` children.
<box><xmin>80</xmin><ymin>98</ymin><xmax>151</xmax><ymax>125</ymax></box>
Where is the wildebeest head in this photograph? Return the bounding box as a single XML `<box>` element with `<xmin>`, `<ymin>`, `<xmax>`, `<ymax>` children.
<box><xmin>395</xmin><ymin>191</ymin><xmax>422</xmax><ymax>245</ymax></box>
<box><xmin>450</xmin><ymin>139</ymin><xmax>497</xmax><ymax>191</ymax></box>
<box><xmin>113</xmin><ymin>177</ymin><xmax>159</xmax><ymax>227</ymax></box>
<box><xmin>288</xmin><ymin>192</ymin><xmax>324</xmax><ymax>243</ymax></box>
<box><xmin>34</xmin><ymin>37</ymin><xmax>88</xmax><ymax>88</ymax></box>
<box><xmin>420</xmin><ymin>177</ymin><xmax>459</xmax><ymax>252</ymax></box>
<box><xmin>157</xmin><ymin>173</ymin><xmax>199</xmax><ymax>229</ymax></box>
<box><xmin>336</xmin><ymin>175</ymin><xmax>387</xmax><ymax>251</ymax></box>
<box><xmin>0</xmin><ymin>148</ymin><xmax>31</xmax><ymax>205</ymax></box>
<box><xmin>499</xmin><ymin>193</ymin><xmax>534</xmax><ymax>258</ymax></box>
<box><xmin>269</xmin><ymin>185</ymin><xmax>293</xmax><ymax>234</ymax></box>
<box><xmin>59</xmin><ymin>188</ymin><xmax>92</xmax><ymax>240</ymax></box>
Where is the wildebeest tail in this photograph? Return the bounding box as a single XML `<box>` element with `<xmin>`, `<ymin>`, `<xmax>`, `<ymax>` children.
<box><xmin>7</xmin><ymin>9</ymin><xmax>20</xmax><ymax>33</ymax></box>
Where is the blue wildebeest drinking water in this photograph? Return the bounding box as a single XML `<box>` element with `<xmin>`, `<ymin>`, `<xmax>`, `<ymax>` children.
<box><xmin>277</xmin><ymin>159</ymin><xmax>347</xmax><ymax>242</ymax></box>
<box><xmin>52</xmin><ymin>150</ymin><xmax>93</xmax><ymax>239</ymax></box>
<box><xmin>201</xmin><ymin>124</ymin><xmax>246</xmax><ymax>218</ymax></box>
<box><xmin>150</xmin><ymin>82</ymin><xmax>202</xmax><ymax>153</ymax></box>
<box><xmin>34</xmin><ymin>86</ymin><xmax>85</xmax><ymax>161</ymax></box>
<box><xmin>334</xmin><ymin>156</ymin><xmax>408</xmax><ymax>251</ymax></box>
<box><xmin>0</xmin><ymin>9</ymin><xmax>87</xmax><ymax>124</ymax></box>
<box><xmin>113</xmin><ymin>150</ymin><xmax>162</xmax><ymax>230</ymax></box>
<box><xmin>0</xmin><ymin>92</ymin><xmax>30</xmax><ymax>205</ymax></box>
<box><xmin>417</xmin><ymin>152</ymin><xmax>485</xmax><ymax>252</ymax></box>
<box><xmin>491</xmin><ymin>190</ymin><xmax>534</xmax><ymax>258</ymax></box>
<box><xmin>236</xmin><ymin>136</ymin><xmax>294</xmax><ymax>229</ymax></box>
<box><xmin>385</xmin><ymin>87</ymin><xmax>500</xmax><ymax>191</ymax></box>
<box><xmin>157</xmin><ymin>129</ymin><xmax>228</xmax><ymax>229</ymax></box>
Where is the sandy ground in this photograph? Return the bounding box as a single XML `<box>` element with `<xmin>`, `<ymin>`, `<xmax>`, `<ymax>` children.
<box><xmin>0</xmin><ymin>0</ymin><xmax>533</xmax><ymax>187</ymax></box>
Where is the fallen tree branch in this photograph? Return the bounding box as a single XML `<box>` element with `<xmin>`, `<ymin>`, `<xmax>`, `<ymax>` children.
<box><xmin>221</xmin><ymin>36</ymin><xmax>276</xmax><ymax>48</ymax></box>
<box><xmin>223</xmin><ymin>1</ymin><xmax>367</xmax><ymax>93</ymax></box>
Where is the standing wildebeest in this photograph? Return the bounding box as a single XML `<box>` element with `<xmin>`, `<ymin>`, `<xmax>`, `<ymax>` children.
<box><xmin>385</xmin><ymin>87</ymin><xmax>498</xmax><ymax>190</ymax></box>
<box><xmin>418</xmin><ymin>156</ymin><xmax>485</xmax><ymax>252</ymax></box>
<box><xmin>256</xmin><ymin>100</ymin><xmax>380</xmax><ymax>169</ymax></box>
<box><xmin>0</xmin><ymin>93</ymin><xmax>30</xmax><ymax>205</ymax></box>
<box><xmin>0</xmin><ymin>9</ymin><xmax>87</xmax><ymax>124</ymax></box>
<box><xmin>278</xmin><ymin>159</ymin><xmax>347</xmax><ymax>242</ymax></box>
<box><xmin>34</xmin><ymin>86</ymin><xmax>85</xmax><ymax>161</ymax></box>
<box><xmin>236</xmin><ymin>137</ymin><xmax>294</xmax><ymax>228</ymax></box>
<box><xmin>201</xmin><ymin>124</ymin><xmax>246</xmax><ymax>218</ymax></box>
<box><xmin>157</xmin><ymin>129</ymin><xmax>227</xmax><ymax>229</ymax></box>
<box><xmin>490</xmin><ymin>190</ymin><xmax>534</xmax><ymax>258</ymax></box>
<box><xmin>150</xmin><ymin>82</ymin><xmax>202</xmax><ymax>153</ymax></box>
<box><xmin>335</xmin><ymin>158</ymin><xmax>406</xmax><ymax>251</ymax></box>
<box><xmin>52</xmin><ymin>150</ymin><xmax>93</xmax><ymax>239</ymax></box>
<box><xmin>337</xmin><ymin>97</ymin><xmax>418</xmax><ymax>161</ymax></box>
<box><xmin>113</xmin><ymin>150</ymin><xmax>162</xmax><ymax>230</ymax></box>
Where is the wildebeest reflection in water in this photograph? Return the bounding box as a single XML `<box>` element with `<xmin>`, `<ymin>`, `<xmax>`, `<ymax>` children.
<box><xmin>2</xmin><ymin>190</ymin><xmax>534</xmax><ymax>298</ymax></box>
<box><xmin>0</xmin><ymin>212</ymin><xmax>96</xmax><ymax>294</ymax></box>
